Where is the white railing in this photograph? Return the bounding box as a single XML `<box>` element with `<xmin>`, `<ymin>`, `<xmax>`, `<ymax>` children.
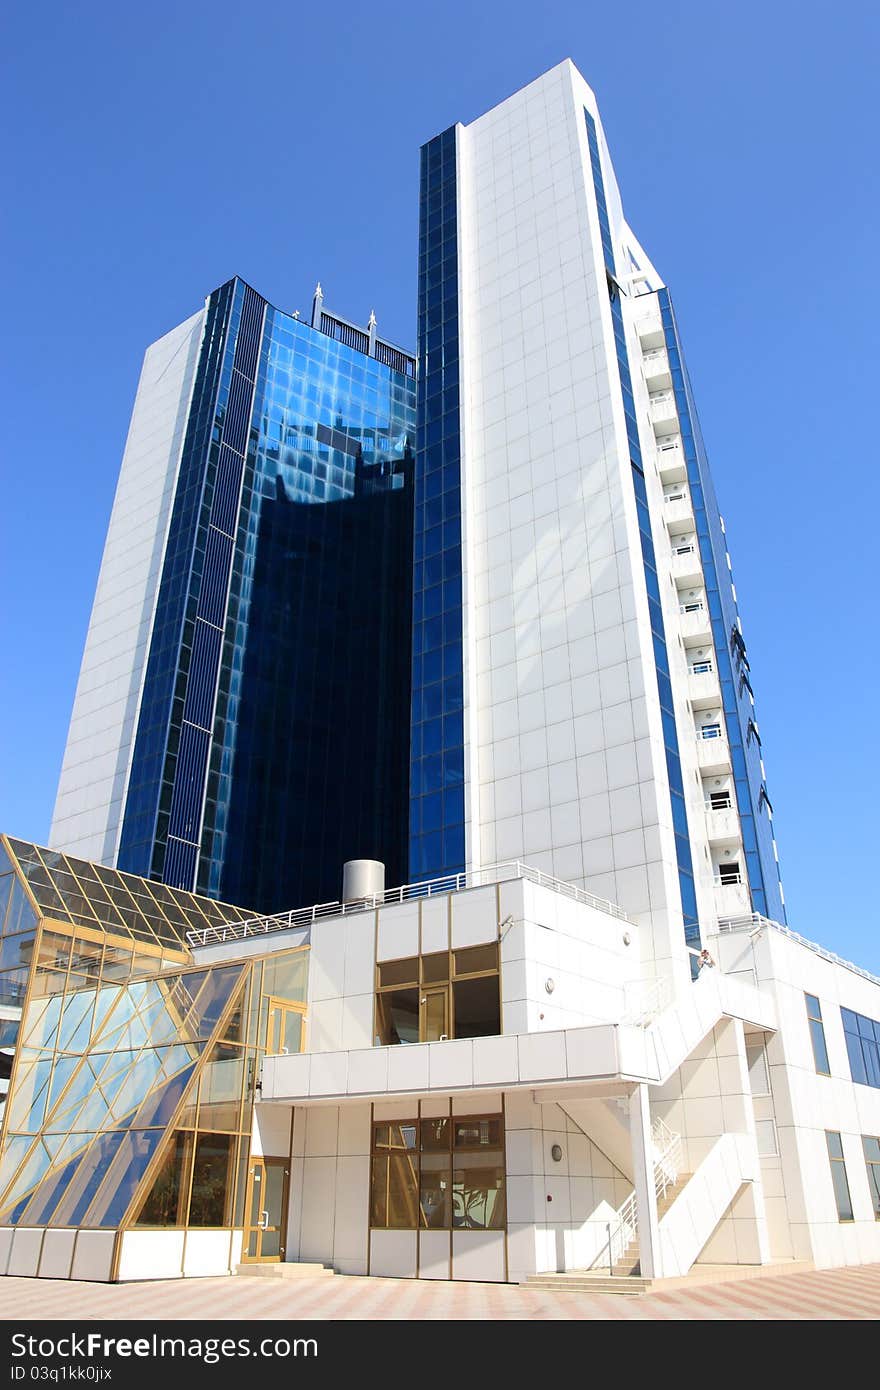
<box><xmin>651</xmin><ymin>1117</ymin><xmax>683</xmax><ymax>1201</ymax></box>
<box><xmin>714</xmin><ymin>872</ymin><xmax>743</xmax><ymax>887</ymax></box>
<box><xmin>664</xmin><ymin>490</ymin><xmax>687</xmax><ymax>503</ymax></box>
<box><xmin>650</xmin><ymin>390</ymin><xmax>675</xmax><ymax>407</ymax></box>
<box><xmin>718</xmin><ymin>913</ymin><xmax>880</xmax><ymax>988</ymax></box>
<box><xmin>700</xmin><ymin>725</ymin><xmax>723</xmax><ymax>739</ymax></box>
<box><xmin>691</xmin><ymin>661</ymin><xmax>713</xmax><ymax>675</ymax></box>
<box><xmin>186</xmin><ymin>859</ymin><xmax>634</xmax><ymax>948</ymax></box>
<box><xmin>622</xmin><ymin>975</ymin><xmax>673</xmax><ymax>1027</ymax></box>
<box><xmin>593</xmin><ymin>1118</ymin><xmax>683</xmax><ymax>1273</ymax></box>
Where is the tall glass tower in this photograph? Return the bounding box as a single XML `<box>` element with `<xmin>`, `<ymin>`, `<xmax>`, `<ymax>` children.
<box><xmin>410</xmin><ymin>61</ymin><xmax>784</xmax><ymax>968</ymax></box>
<box><xmin>51</xmin><ymin>279</ymin><xmax>416</xmax><ymax>912</ymax></box>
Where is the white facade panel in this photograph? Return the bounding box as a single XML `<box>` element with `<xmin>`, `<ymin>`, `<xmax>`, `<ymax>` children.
<box><xmin>49</xmin><ymin>307</ymin><xmax>206</xmax><ymax>863</ymax></box>
<box><xmin>454</xmin><ymin>61</ymin><xmax>695</xmax><ymax>983</ymax></box>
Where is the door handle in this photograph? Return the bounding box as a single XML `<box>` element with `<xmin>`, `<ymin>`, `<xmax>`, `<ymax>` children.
<box><xmin>258</xmin><ymin>1210</ymin><xmax>269</xmax><ymax>1230</ymax></box>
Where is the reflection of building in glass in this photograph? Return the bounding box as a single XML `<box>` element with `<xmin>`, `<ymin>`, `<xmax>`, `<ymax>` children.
<box><xmin>50</xmin><ymin>282</ymin><xmax>416</xmax><ymax>914</ymax></box>
<box><xmin>219</xmin><ymin>448</ymin><xmax>413</xmax><ymax>912</ymax></box>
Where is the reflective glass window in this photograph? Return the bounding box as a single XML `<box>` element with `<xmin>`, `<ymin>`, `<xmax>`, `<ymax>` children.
<box><xmin>825</xmin><ymin>1131</ymin><xmax>854</xmax><ymax>1221</ymax></box>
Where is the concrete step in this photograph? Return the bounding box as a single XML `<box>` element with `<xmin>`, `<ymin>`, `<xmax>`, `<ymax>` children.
<box><xmin>525</xmin><ymin>1273</ymin><xmax>651</xmax><ymax>1296</ymax></box>
<box><xmin>235</xmin><ymin>1262</ymin><xmax>334</xmax><ymax>1279</ymax></box>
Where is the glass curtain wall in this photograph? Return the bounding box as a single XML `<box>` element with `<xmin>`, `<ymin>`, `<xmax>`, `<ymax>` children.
<box><xmin>0</xmin><ymin>909</ymin><xmax>308</xmax><ymax>1237</ymax></box>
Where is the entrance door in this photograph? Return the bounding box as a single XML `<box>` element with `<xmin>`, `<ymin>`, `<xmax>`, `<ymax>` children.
<box><xmin>420</xmin><ymin>987</ymin><xmax>448</xmax><ymax>1042</ymax></box>
<box><xmin>242</xmin><ymin>1156</ymin><xmax>290</xmax><ymax>1262</ymax></box>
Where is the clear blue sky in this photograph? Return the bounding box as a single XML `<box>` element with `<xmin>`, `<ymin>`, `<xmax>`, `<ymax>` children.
<box><xmin>1</xmin><ymin>2</ymin><xmax>877</xmax><ymax>968</ymax></box>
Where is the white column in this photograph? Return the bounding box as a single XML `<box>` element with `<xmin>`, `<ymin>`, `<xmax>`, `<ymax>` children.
<box><xmin>629</xmin><ymin>1082</ymin><xmax>662</xmax><ymax>1278</ymax></box>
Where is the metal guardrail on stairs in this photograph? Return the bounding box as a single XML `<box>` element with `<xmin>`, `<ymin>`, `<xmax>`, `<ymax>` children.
<box><xmin>593</xmin><ymin>1118</ymin><xmax>683</xmax><ymax>1275</ymax></box>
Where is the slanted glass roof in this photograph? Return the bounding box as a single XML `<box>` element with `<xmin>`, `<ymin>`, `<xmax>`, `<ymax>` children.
<box><xmin>1</xmin><ymin>838</ymin><xmax>254</xmax><ymax>952</ymax></box>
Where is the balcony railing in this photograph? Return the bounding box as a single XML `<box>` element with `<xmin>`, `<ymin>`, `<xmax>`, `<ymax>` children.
<box><xmin>718</xmin><ymin>914</ymin><xmax>880</xmax><ymax>988</ymax></box>
<box><xmin>185</xmin><ymin>858</ymin><xmax>634</xmax><ymax>947</ymax></box>
<box><xmin>714</xmin><ymin>872</ymin><xmax>743</xmax><ymax>886</ymax></box>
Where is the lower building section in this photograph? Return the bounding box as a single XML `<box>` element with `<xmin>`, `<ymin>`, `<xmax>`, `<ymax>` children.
<box><xmin>0</xmin><ymin>853</ymin><xmax>878</xmax><ymax>1284</ymax></box>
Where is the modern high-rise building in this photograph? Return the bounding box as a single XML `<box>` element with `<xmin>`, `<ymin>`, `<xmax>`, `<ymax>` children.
<box><xmin>50</xmin><ymin>280</ymin><xmax>416</xmax><ymax>913</ymax></box>
<box><xmin>52</xmin><ymin>59</ymin><xmax>783</xmax><ymax>971</ymax></box>
<box><xmin>1</xmin><ymin>60</ymin><xmax>878</xmax><ymax>1296</ymax></box>
<box><xmin>409</xmin><ymin>61</ymin><xmax>784</xmax><ymax>978</ymax></box>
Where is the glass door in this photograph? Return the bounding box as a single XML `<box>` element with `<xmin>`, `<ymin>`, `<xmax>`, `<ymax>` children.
<box><xmin>420</xmin><ymin>987</ymin><xmax>448</xmax><ymax>1042</ymax></box>
<box><xmin>242</xmin><ymin>1156</ymin><xmax>290</xmax><ymax>1262</ymax></box>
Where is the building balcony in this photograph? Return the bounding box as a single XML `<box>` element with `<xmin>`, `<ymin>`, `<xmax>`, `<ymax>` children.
<box><xmin>697</xmin><ymin>731</ymin><xmax>732</xmax><ymax>775</ymax></box>
<box><xmin>678</xmin><ymin>605</ymin><xmax>713</xmax><ymax>644</ymax></box>
<box><xmin>663</xmin><ymin>492</ymin><xmax>695</xmax><ymax>530</ymax></box>
<box><xmin>705</xmin><ymin>806</ymin><xmax>740</xmax><ymax>844</ymax></box>
<box><xmin>687</xmin><ymin>668</ymin><xmax>721</xmax><ymax>709</ymax></box>
<box><xmin>642</xmin><ymin>348</ymin><xmax>672</xmax><ymax>390</ymax></box>
<box><xmin>650</xmin><ymin>390</ymin><xmax>678</xmax><ymax>431</ymax></box>
<box><xmin>656</xmin><ymin>435</ymin><xmax>685</xmax><ymax>480</ymax></box>
<box><xmin>713</xmin><ymin>877</ymin><xmax>751</xmax><ymax>916</ymax></box>
<box><xmin>671</xmin><ymin>545</ymin><xmax>703</xmax><ymax>586</ymax></box>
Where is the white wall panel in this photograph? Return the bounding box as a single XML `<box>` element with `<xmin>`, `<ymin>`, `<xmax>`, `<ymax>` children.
<box><xmin>50</xmin><ymin>308</ymin><xmax>206</xmax><ymax>863</ymax></box>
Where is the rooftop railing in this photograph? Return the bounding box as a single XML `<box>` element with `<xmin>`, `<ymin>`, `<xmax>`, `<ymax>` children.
<box><xmin>718</xmin><ymin>913</ymin><xmax>880</xmax><ymax>988</ymax></box>
<box><xmin>186</xmin><ymin>859</ymin><xmax>634</xmax><ymax>948</ymax></box>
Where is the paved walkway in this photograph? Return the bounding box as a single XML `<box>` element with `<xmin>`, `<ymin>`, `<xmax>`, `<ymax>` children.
<box><xmin>0</xmin><ymin>1264</ymin><xmax>878</xmax><ymax>1320</ymax></box>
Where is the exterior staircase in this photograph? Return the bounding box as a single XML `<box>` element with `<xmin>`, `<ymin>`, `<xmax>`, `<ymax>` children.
<box><xmin>524</xmin><ymin>1119</ymin><xmax>688</xmax><ymax>1296</ymax></box>
<box><xmin>599</xmin><ymin>1171</ymin><xmax>691</xmax><ymax>1277</ymax></box>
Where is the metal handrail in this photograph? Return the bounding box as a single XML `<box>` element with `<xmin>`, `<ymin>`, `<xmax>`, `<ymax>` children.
<box><xmin>596</xmin><ymin>1119</ymin><xmax>682</xmax><ymax>1274</ymax></box>
<box><xmin>714</xmin><ymin>872</ymin><xmax>742</xmax><ymax>886</ymax></box>
<box><xmin>717</xmin><ymin>913</ymin><xmax>880</xmax><ymax>988</ymax></box>
<box><xmin>186</xmin><ymin>859</ymin><xmax>634</xmax><ymax>948</ymax></box>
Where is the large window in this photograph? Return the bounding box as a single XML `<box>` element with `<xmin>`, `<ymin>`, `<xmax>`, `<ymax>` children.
<box><xmin>863</xmin><ymin>1136</ymin><xmax>880</xmax><ymax>1221</ymax></box>
<box><xmin>805</xmin><ymin>994</ymin><xmax>830</xmax><ymax>1076</ymax></box>
<box><xmin>825</xmin><ymin>1131</ymin><xmax>854</xmax><ymax>1222</ymax></box>
<box><xmin>375</xmin><ymin>944</ymin><xmax>500</xmax><ymax>1046</ymax></box>
<box><xmin>370</xmin><ymin>1114</ymin><xmax>505</xmax><ymax>1231</ymax></box>
<box><xmin>841</xmin><ymin>1007</ymin><xmax>880</xmax><ymax>1089</ymax></box>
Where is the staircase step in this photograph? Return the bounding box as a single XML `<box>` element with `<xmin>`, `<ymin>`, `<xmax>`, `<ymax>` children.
<box><xmin>525</xmin><ymin>1273</ymin><xmax>651</xmax><ymax>1296</ymax></box>
<box><xmin>235</xmin><ymin>1262</ymin><xmax>334</xmax><ymax>1279</ymax></box>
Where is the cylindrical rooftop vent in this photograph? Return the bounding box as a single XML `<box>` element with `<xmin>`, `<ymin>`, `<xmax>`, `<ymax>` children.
<box><xmin>342</xmin><ymin>859</ymin><xmax>385</xmax><ymax>902</ymax></box>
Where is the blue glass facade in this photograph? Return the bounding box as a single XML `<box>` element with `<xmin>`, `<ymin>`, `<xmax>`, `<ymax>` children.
<box><xmin>658</xmin><ymin>290</ymin><xmax>785</xmax><ymax>923</ymax></box>
<box><xmin>585</xmin><ymin>112</ymin><xmax>700</xmax><ymax>946</ymax></box>
<box><xmin>409</xmin><ymin>127</ymin><xmax>466</xmax><ymax>881</ymax></box>
<box><xmin>118</xmin><ymin>279</ymin><xmax>416</xmax><ymax>912</ymax></box>
<box><xmin>118</xmin><ymin>281</ymin><xmax>237</xmax><ymax>880</ymax></box>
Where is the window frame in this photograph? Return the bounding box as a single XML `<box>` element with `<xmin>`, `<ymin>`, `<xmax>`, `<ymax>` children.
<box><xmin>825</xmin><ymin>1130</ymin><xmax>854</xmax><ymax>1223</ymax></box>
<box><xmin>805</xmin><ymin>993</ymin><xmax>831</xmax><ymax>1077</ymax></box>
<box><xmin>862</xmin><ymin>1135</ymin><xmax>880</xmax><ymax>1221</ymax></box>
<box><xmin>369</xmin><ymin>1111</ymin><xmax>506</xmax><ymax>1232</ymax></box>
<box><xmin>374</xmin><ymin>943</ymin><xmax>501</xmax><ymax>1046</ymax></box>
